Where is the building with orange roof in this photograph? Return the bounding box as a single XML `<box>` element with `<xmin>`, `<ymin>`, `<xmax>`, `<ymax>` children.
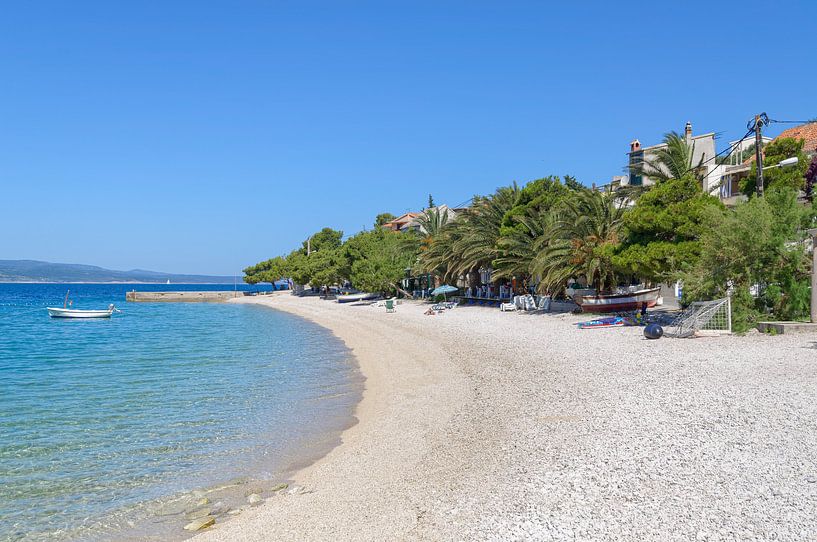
<box><xmin>775</xmin><ymin>121</ymin><xmax>817</xmax><ymax>156</ymax></box>
<box><xmin>381</xmin><ymin>212</ymin><xmax>421</xmax><ymax>232</ymax></box>
<box><xmin>381</xmin><ymin>205</ymin><xmax>461</xmax><ymax>234</ymax></box>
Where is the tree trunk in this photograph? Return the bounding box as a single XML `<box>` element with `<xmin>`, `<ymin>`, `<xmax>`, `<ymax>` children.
<box><xmin>395</xmin><ymin>285</ymin><xmax>414</xmax><ymax>299</ymax></box>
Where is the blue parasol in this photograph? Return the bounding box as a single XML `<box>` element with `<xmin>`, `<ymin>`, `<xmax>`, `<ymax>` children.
<box><xmin>431</xmin><ymin>284</ymin><xmax>458</xmax><ymax>300</ymax></box>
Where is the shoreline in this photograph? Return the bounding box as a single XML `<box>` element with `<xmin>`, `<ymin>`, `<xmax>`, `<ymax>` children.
<box><xmin>69</xmin><ymin>295</ymin><xmax>365</xmax><ymax>542</ymax></box>
<box><xmin>1</xmin><ymin>287</ymin><xmax>364</xmax><ymax>542</ymax></box>
<box><xmin>190</xmin><ymin>293</ymin><xmax>469</xmax><ymax>541</ymax></box>
<box><xmin>190</xmin><ymin>294</ymin><xmax>817</xmax><ymax>541</ymax></box>
<box><xmin>0</xmin><ymin>281</ymin><xmax>242</xmax><ymax>285</ymax></box>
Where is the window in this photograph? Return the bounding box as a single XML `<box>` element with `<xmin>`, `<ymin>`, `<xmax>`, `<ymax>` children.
<box><xmin>629</xmin><ymin>151</ymin><xmax>644</xmax><ymax>186</ymax></box>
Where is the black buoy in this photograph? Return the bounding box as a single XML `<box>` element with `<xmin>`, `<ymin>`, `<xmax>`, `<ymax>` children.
<box><xmin>644</xmin><ymin>323</ymin><xmax>664</xmax><ymax>339</ymax></box>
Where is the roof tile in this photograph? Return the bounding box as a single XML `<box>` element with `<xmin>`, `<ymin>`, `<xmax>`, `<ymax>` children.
<box><xmin>743</xmin><ymin>121</ymin><xmax>817</xmax><ymax>164</ymax></box>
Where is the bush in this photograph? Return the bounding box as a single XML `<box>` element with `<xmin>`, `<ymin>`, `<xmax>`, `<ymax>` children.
<box><xmin>683</xmin><ymin>186</ymin><xmax>813</xmax><ymax>330</ymax></box>
<box><xmin>730</xmin><ymin>286</ymin><xmax>760</xmax><ymax>334</ymax></box>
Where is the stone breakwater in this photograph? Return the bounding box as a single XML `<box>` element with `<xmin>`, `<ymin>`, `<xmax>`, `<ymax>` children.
<box><xmin>126</xmin><ymin>290</ymin><xmax>242</xmax><ymax>302</ymax></box>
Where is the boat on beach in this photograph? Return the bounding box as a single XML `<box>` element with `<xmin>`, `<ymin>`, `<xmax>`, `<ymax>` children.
<box><xmin>336</xmin><ymin>292</ymin><xmax>379</xmax><ymax>304</ymax></box>
<box><xmin>47</xmin><ymin>304</ymin><xmax>118</xmax><ymax>318</ymax></box>
<box><xmin>577</xmin><ymin>287</ymin><xmax>660</xmax><ymax>313</ymax></box>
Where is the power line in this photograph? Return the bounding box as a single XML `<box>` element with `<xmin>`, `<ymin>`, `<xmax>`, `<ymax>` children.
<box><xmin>699</xmin><ymin>126</ymin><xmax>756</xmax><ymax>171</ymax></box>
<box><xmin>698</xmin><ymin>116</ymin><xmax>787</xmax><ymax>190</ymax></box>
<box><xmin>451</xmin><ymin>196</ymin><xmax>475</xmax><ymax>209</ymax></box>
<box><xmin>769</xmin><ymin>119</ymin><xmax>814</xmax><ymax>124</ymax></box>
<box><xmin>699</xmin><ymin>130</ymin><xmax>756</xmax><ymax>186</ymax></box>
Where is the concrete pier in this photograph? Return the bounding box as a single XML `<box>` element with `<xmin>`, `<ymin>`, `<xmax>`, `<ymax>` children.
<box><xmin>126</xmin><ymin>291</ymin><xmax>242</xmax><ymax>303</ymax></box>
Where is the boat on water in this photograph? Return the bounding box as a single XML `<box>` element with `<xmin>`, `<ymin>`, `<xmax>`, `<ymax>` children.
<box><xmin>47</xmin><ymin>304</ymin><xmax>119</xmax><ymax>318</ymax></box>
<box><xmin>47</xmin><ymin>290</ymin><xmax>120</xmax><ymax>318</ymax></box>
<box><xmin>336</xmin><ymin>292</ymin><xmax>379</xmax><ymax>304</ymax></box>
<box><xmin>577</xmin><ymin>287</ymin><xmax>660</xmax><ymax>313</ymax></box>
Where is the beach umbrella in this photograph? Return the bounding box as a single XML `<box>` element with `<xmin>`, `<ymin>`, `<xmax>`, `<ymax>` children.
<box><xmin>431</xmin><ymin>284</ymin><xmax>458</xmax><ymax>301</ymax></box>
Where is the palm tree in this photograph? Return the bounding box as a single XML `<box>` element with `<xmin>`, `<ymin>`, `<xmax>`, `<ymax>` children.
<box><xmin>416</xmin><ymin>210</ymin><xmax>467</xmax><ymax>282</ymax></box>
<box><xmin>451</xmin><ymin>185</ymin><xmax>520</xmax><ymax>281</ymax></box>
<box><xmin>635</xmin><ymin>131</ymin><xmax>705</xmax><ymax>184</ymax></box>
<box><xmin>416</xmin><ymin>206</ymin><xmax>450</xmax><ymax>241</ymax></box>
<box><xmin>493</xmin><ymin>206</ymin><xmax>553</xmax><ymax>283</ymax></box>
<box><xmin>418</xmin><ymin>184</ymin><xmax>521</xmax><ymax>284</ymax></box>
<box><xmin>531</xmin><ymin>189</ymin><xmax>625</xmax><ymax>294</ymax></box>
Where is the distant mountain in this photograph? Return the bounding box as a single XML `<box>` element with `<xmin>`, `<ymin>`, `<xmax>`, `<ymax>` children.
<box><xmin>0</xmin><ymin>260</ymin><xmax>233</xmax><ymax>283</ymax></box>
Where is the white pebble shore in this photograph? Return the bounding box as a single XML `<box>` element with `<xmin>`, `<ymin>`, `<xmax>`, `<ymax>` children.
<box><xmin>190</xmin><ymin>294</ymin><xmax>817</xmax><ymax>541</ymax></box>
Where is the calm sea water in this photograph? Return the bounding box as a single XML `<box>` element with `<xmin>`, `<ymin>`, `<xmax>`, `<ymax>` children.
<box><xmin>0</xmin><ymin>284</ymin><xmax>361</xmax><ymax>542</ymax></box>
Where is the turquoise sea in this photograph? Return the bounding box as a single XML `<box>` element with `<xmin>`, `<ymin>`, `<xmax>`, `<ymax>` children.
<box><xmin>0</xmin><ymin>284</ymin><xmax>361</xmax><ymax>541</ymax></box>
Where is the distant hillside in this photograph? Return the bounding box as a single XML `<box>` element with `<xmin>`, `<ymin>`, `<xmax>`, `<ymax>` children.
<box><xmin>0</xmin><ymin>260</ymin><xmax>233</xmax><ymax>283</ymax></box>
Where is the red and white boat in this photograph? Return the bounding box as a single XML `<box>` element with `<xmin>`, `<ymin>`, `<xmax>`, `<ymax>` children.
<box><xmin>577</xmin><ymin>287</ymin><xmax>660</xmax><ymax>313</ymax></box>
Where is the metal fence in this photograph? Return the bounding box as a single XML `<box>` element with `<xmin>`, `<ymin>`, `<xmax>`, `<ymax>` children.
<box><xmin>663</xmin><ymin>297</ymin><xmax>732</xmax><ymax>338</ymax></box>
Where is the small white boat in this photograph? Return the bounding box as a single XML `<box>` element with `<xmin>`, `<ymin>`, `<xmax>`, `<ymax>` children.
<box><xmin>336</xmin><ymin>292</ymin><xmax>379</xmax><ymax>304</ymax></box>
<box><xmin>47</xmin><ymin>304</ymin><xmax>118</xmax><ymax>319</ymax></box>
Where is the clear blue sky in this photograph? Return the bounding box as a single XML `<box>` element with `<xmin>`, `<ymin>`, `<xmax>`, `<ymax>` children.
<box><xmin>1</xmin><ymin>1</ymin><xmax>814</xmax><ymax>275</ymax></box>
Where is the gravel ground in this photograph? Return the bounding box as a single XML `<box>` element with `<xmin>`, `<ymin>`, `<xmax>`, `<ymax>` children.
<box><xmin>193</xmin><ymin>295</ymin><xmax>817</xmax><ymax>542</ymax></box>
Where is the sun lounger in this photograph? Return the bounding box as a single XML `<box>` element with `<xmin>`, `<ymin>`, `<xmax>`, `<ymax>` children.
<box><xmin>500</xmin><ymin>302</ymin><xmax>517</xmax><ymax>312</ymax></box>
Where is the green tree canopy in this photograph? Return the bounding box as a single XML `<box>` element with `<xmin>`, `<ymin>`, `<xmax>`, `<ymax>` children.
<box><xmin>306</xmin><ymin>247</ymin><xmax>349</xmax><ymax>288</ymax></box>
<box><xmin>740</xmin><ymin>137</ymin><xmax>809</xmax><ymax>196</ymax></box>
<box><xmin>243</xmin><ymin>256</ymin><xmax>288</xmax><ymax>285</ymax></box>
<box><xmin>302</xmin><ymin>227</ymin><xmax>344</xmax><ymax>254</ymax></box>
<box><xmin>683</xmin><ymin>186</ymin><xmax>815</xmax><ymax>331</ymax></box>
<box><xmin>374</xmin><ymin>213</ymin><xmax>396</xmax><ymax>227</ymax></box>
<box><xmin>613</xmin><ymin>176</ymin><xmax>723</xmax><ymax>283</ymax></box>
<box><xmin>532</xmin><ymin>189</ymin><xmax>625</xmax><ymax>294</ymax></box>
<box><xmin>345</xmin><ymin>229</ymin><xmax>421</xmax><ymax>294</ymax></box>
<box><xmin>563</xmin><ymin>175</ymin><xmax>584</xmax><ymax>191</ymax></box>
<box><xmin>499</xmin><ymin>176</ymin><xmax>569</xmax><ymax>234</ymax></box>
<box><xmin>493</xmin><ymin>176</ymin><xmax>574</xmax><ymax>282</ymax></box>
<box><xmin>281</xmin><ymin>250</ymin><xmax>310</xmax><ymax>285</ymax></box>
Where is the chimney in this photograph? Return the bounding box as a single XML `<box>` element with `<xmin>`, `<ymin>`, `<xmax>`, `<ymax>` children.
<box><xmin>630</xmin><ymin>139</ymin><xmax>641</xmax><ymax>152</ymax></box>
<box><xmin>685</xmin><ymin>121</ymin><xmax>693</xmax><ymax>142</ymax></box>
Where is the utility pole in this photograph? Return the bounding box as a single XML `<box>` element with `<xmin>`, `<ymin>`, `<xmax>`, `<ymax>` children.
<box><xmin>755</xmin><ymin>116</ymin><xmax>765</xmax><ymax>196</ymax></box>
<box><xmin>810</xmin><ymin>229</ymin><xmax>817</xmax><ymax>323</ymax></box>
<box><xmin>753</xmin><ymin>113</ymin><xmax>769</xmax><ymax>196</ymax></box>
<box><xmin>307</xmin><ymin>236</ymin><xmax>311</xmax><ymax>256</ymax></box>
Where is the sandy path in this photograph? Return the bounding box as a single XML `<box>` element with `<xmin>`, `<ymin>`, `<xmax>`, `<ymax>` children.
<box><xmin>193</xmin><ymin>294</ymin><xmax>817</xmax><ymax>541</ymax></box>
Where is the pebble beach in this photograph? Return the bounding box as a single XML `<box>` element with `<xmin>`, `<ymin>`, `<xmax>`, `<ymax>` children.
<box><xmin>192</xmin><ymin>293</ymin><xmax>817</xmax><ymax>541</ymax></box>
